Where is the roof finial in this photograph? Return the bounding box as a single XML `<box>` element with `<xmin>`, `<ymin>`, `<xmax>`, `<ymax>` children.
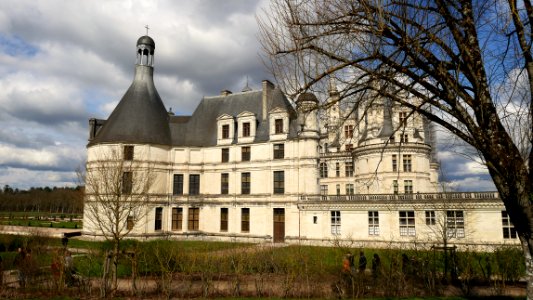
<box><xmin>242</xmin><ymin>76</ymin><xmax>252</xmax><ymax>92</ymax></box>
<box><xmin>145</xmin><ymin>25</ymin><xmax>150</xmax><ymax>36</ymax></box>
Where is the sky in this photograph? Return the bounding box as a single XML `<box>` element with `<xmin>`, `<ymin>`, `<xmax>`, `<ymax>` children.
<box><xmin>0</xmin><ymin>0</ymin><xmax>496</xmax><ymax>191</ymax></box>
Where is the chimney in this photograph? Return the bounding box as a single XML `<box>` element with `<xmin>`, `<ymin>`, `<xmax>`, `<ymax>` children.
<box><xmin>221</xmin><ymin>90</ymin><xmax>232</xmax><ymax>96</ymax></box>
<box><xmin>262</xmin><ymin>80</ymin><xmax>275</xmax><ymax>120</ymax></box>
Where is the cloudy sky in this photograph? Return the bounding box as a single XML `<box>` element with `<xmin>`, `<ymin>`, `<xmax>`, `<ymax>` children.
<box><xmin>0</xmin><ymin>0</ymin><xmax>495</xmax><ymax>191</ymax></box>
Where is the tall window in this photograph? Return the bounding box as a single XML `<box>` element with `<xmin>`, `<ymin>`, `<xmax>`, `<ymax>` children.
<box><xmin>399</xmin><ymin>112</ymin><xmax>408</xmax><ymax>125</ymax></box>
<box><xmin>368</xmin><ymin>211</ymin><xmax>379</xmax><ymax>236</ymax></box>
<box><xmin>242</xmin><ymin>146</ymin><xmax>251</xmax><ymax>161</ymax></box>
<box><xmin>275</xmin><ymin>118</ymin><xmax>284</xmax><ymax>134</ymax></box>
<box><xmin>336</xmin><ymin>184</ymin><xmax>341</xmax><ymax>195</ymax></box>
<box><xmin>502</xmin><ymin>211</ymin><xmax>517</xmax><ymax>239</ymax></box>
<box><xmin>241</xmin><ymin>208</ymin><xmax>250</xmax><ymax>232</ymax></box>
<box><xmin>122</xmin><ymin>172</ymin><xmax>132</xmax><ymax>194</ymax></box>
<box><xmin>393</xmin><ymin>180</ymin><xmax>398</xmax><ymax>194</ymax></box>
<box><xmin>155</xmin><ymin>207</ymin><xmax>162</xmax><ymax>231</ymax></box>
<box><xmin>319</xmin><ymin>162</ymin><xmax>328</xmax><ymax>178</ymax></box>
<box><xmin>126</xmin><ymin>215</ymin><xmax>134</xmax><ymax>230</ymax></box>
<box><xmin>172</xmin><ymin>207</ymin><xmax>183</xmax><ymax>231</ymax></box>
<box><xmin>221</xmin><ymin>148</ymin><xmax>229</xmax><ymax>162</ymax></box>
<box><xmin>404</xmin><ymin>180</ymin><xmax>413</xmax><ymax>194</ymax></box>
<box><xmin>220</xmin><ymin>208</ymin><xmax>228</xmax><ymax>232</ymax></box>
<box><xmin>403</xmin><ymin>154</ymin><xmax>412</xmax><ymax>172</ymax></box>
<box><xmin>221</xmin><ymin>173</ymin><xmax>229</xmax><ymax>195</ymax></box>
<box><xmin>345</xmin><ymin>162</ymin><xmax>354</xmax><ymax>177</ymax></box>
<box><xmin>392</xmin><ymin>155</ymin><xmax>397</xmax><ymax>172</ymax></box>
<box><xmin>173</xmin><ymin>174</ymin><xmax>183</xmax><ymax>195</ymax></box>
<box><xmin>124</xmin><ymin>145</ymin><xmax>134</xmax><ymax>160</ymax></box>
<box><xmin>399</xmin><ymin>211</ymin><xmax>415</xmax><ymax>236</ymax></box>
<box><xmin>222</xmin><ymin>124</ymin><xmax>230</xmax><ymax>139</ymax></box>
<box><xmin>320</xmin><ymin>185</ymin><xmax>328</xmax><ymax>195</ymax></box>
<box><xmin>446</xmin><ymin>210</ymin><xmax>465</xmax><ymax>238</ymax></box>
<box><xmin>335</xmin><ymin>162</ymin><xmax>340</xmax><ymax>177</ymax></box>
<box><xmin>401</xmin><ymin>134</ymin><xmax>409</xmax><ymax>143</ymax></box>
<box><xmin>241</xmin><ymin>172</ymin><xmax>251</xmax><ymax>194</ymax></box>
<box><xmin>189</xmin><ymin>174</ymin><xmax>200</xmax><ymax>195</ymax></box>
<box><xmin>344</xmin><ymin>125</ymin><xmax>354</xmax><ymax>138</ymax></box>
<box><xmin>425</xmin><ymin>211</ymin><xmax>436</xmax><ymax>225</ymax></box>
<box><xmin>188</xmin><ymin>207</ymin><xmax>199</xmax><ymax>231</ymax></box>
<box><xmin>331</xmin><ymin>211</ymin><xmax>341</xmax><ymax>235</ymax></box>
<box><xmin>242</xmin><ymin>122</ymin><xmax>251</xmax><ymax>137</ymax></box>
<box><xmin>273</xmin><ymin>143</ymin><xmax>284</xmax><ymax>159</ymax></box>
<box><xmin>346</xmin><ymin>184</ymin><xmax>354</xmax><ymax>195</ymax></box>
<box><xmin>273</xmin><ymin>171</ymin><xmax>285</xmax><ymax>194</ymax></box>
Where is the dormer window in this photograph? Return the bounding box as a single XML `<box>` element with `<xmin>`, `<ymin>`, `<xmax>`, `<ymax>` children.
<box><xmin>243</xmin><ymin>122</ymin><xmax>251</xmax><ymax>137</ymax></box>
<box><xmin>275</xmin><ymin>119</ymin><xmax>284</xmax><ymax>134</ymax></box>
<box><xmin>236</xmin><ymin>111</ymin><xmax>256</xmax><ymax>143</ymax></box>
<box><xmin>222</xmin><ymin>125</ymin><xmax>230</xmax><ymax>139</ymax></box>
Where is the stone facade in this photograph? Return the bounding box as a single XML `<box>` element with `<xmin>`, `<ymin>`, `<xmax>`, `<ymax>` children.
<box><xmin>82</xmin><ymin>36</ymin><xmax>519</xmax><ymax>249</ymax></box>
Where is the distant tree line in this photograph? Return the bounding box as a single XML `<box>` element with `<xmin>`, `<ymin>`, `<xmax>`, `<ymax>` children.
<box><xmin>0</xmin><ymin>185</ymin><xmax>83</xmax><ymax>214</ymax></box>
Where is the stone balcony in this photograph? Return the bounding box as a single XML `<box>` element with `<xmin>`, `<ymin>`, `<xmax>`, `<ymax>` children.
<box><xmin>299</xmin><ymin>191</ymin><xmax>500</xmax><ymax>202</ymax></box>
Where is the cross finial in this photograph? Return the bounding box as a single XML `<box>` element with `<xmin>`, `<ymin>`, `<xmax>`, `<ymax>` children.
<box><xmin>145</xmin><ymin>25</ymin><xmax>150</xmax><ymax>36</ymax></box>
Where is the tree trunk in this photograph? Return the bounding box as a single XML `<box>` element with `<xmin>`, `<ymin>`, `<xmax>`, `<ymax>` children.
<box><xmin>520</xmin><ymin>237</ymin><xmax>533</xmax><ymax>300</ymax></box>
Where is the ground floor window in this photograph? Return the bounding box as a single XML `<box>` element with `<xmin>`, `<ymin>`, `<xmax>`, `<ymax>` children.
<box><xmin>502</xmin><ymin>211</ymin><xmax>517</xmax><ymax>239</ymax></box>
<box><xmin>188</xmin><ymin>207</ymin><xmax>199</xmax><ymax>231</ymax></box>
<box><xmin>126</xmin><ymin>215</ymin><xmax>134</xmax><ymax>230</ymax></box>
<box><xmin>446</xmin><ymin>210</ymin><xmax>465</xmax><ymax>238</ymax></box>
<box><xmin>221</xmin><ymin>207</ymin><xmax>228</xmax><ymax>232</ymax></box>
<box><xmin>172</xmin><ymin>207</ymin><xmax>182</xmax><ymax>231</ymax></box>
<box><xmin>241</xmin><ymin>208</ymin><xmax>250</xmax><ymax>232</ymax></box>
<box><xmin>399</xmin><ymin>211</ymin><xmax>415</xmax><ymax>236</ymax></box>
<box><xmin>368</xmin><ymin>211</ymin><xmax>379</xmax><ymax>236</ymax></box>
<box><xmin>155</xmin><ymin>207</ymin><xmax>163</xmax><ymax>231</ymax></box>
<box><xmin>331</xmin><ymin>211</ymin><xmax>341</xmax><ymax>235</ymax></box>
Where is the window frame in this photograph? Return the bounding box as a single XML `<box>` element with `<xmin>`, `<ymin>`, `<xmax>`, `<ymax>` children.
<box><xmin>331</xmin><ymin>211</ymin><xmax>341</xmax><ymax>235</ymax></box>
<box><xmin>425</xmin><ymin>210</ymin><xmax>436</xmax><ymax>225</ymax></box>
<box><xmin>446</xmin><ymin>210</ymin><xmax>465</xmax><ymax>238</ymax></box>
<box><xmin>273</xmin><ymin>171</ymin><xmax>285</xmax><ymax>194</ymax></box>
<box><xmin>368</xmin><ymin>211</ymin><xmax>380</xmax><ymax>236</ymax></box>
<box><xmin>172</xmin><ymin>207</ymin><xmax>183</xmax><ymax>231</ymax></box>
<box><xmin>222</xmin><ymin>124</ymin><xmax>230</xmax><ymax>139</ymax></box>
<box><xmin>123</xmin><ymin>145</ymin><xmax>134</xmax><ymax>161</ymax></box>
<box><xmin>188</xmin><ymin>207</ymin><xmax>199</xmax><ymax>231</ymax></box>
<box><xmin>502</xmin><ymin>211</ymin><xmax>517</xmax><ymax>239</ymax></box>
<box><xmin>221</xmin><ymin>148</ymin><xmax>229</xmax><ymax>163</ymax></box>
<box><xmin>220</xmin><ymin>207</ymin><xmax>228</xmax><ymax>232</ymax></box>
<box><xmin>404</xmin><ymin>180</ymin><xmax>413</xmax><ymax>194</ymax></box>
<box><xmin>241</xmin><ymin>208</ymin><xmax>250</xmax><ymax>232</ymax></box>
<box><xmin>403</xmin><ymin>154</ymin><xmax>412</xmax><ymax>172</ymax></box>
<box><xmin>241</xmin><ymin>146</ymin><xmax>251</xmax><ymax>161</ymax></box>
<box><xmin>273</xmin><ymin>143</ymin><xmax>285</xmax><ymax>159</ymax></box>
<box><xmin>173</xmin><ymin>174</ymin><xmax>184</xmax><ymax>195</ymax></box>
<box><xmin>399</xmin><ymin>210</ymin><xmax>416</xmax><ymax>236</ymax></box>
<box><xmin>154</xmin><ymin>207</ymin><xmax>163</xmax><ymax>231</ymax></box>
<box><xmin>274</xmin><ymin>118</ymin><xmax>284</xmax><ymax>134</ymax></box>
<box><xmin>241</xmin><ymin>172</ymin><xmax>251</xmax><ymax>194</ymax></box>
<box><xmin>122</xmin><ymin>172</ymin><xmax>133</xmax><ymax>194</ymax></box>
<box><xmin>189</xmin><ymin>174</ymin><xmax>200</xmax><ymax>195</ymax></box>
<box><xmin>221</xmin><ymin>173</ymin><xmax>229</xmax><ymax>195</ymax></box>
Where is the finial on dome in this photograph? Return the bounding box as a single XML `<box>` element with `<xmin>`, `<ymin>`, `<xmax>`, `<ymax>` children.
<box><xmin>145</xmin><ymin>25</ymin><xmax>150</xmax><ymax>36</ymax></box>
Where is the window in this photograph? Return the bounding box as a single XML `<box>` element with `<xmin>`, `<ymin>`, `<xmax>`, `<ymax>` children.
<box><xmin>401</xmin><ymin>134</ymin><xmax>409</xmax><ymax>143</ymax></box>
<box><xmin>242</xmin><ymin>122</ymin><xmax>251</xmax><ymax>137</ymax></box>
<box><xmin>392</xmin><ymin>155</ymin><xmax>397</xmax><ymax>172</ymax></box>
<box><xmin>173</xmin><ymin>174</ymin><xmax>183</xmax><ymax>195</ymax></box>
<box><xmin>222</xmin><ymin>124</ymin><xmax>230</xmax><ymax>139</ymax></box>
<box><xmin>390</xmin><ymin>135</ymin><xmax>396</xmax><ymax>143</ymax></box>
<box><xmin>242</xmin><ymin>146</ymin><xmax>251</xmax><ymax>161</ymax></box>
<box><xmin>425</xmin><ymin>211</ymin><xmax>436</xmax><ymax>225</ymax></box>
<box><xmin>188</xmin><ymin>207</ymin><xmax>199</xmax><ymax>231</ymax></box>
<box><xmin>399</xmin><ymin>112</ymin><xmax>408</xmax><ymax>125</ymax></box>
<box><xmin>220</xmin><ymin>208</ymin><xmax>228</xmax><ymax>232</ymax></box>
<box><xmin>275</xmin><ymin>119</ymin><xmax>284</xmax><ymax>134</ymax></box>
<box><xmin>241</xmin><ymin>172</ymin><xmax>251</xmax><ymax>194</ymax></box>
<box><xmin>336</xmin><ymin>184</ymin><xmax>341</xmax><ymax>195</ymax></box>
<box><xmin>331</xmin><ymin>211</ymin><xmax>341</xmax><ymax>235</ymax></box>
<box><xmin>319</xmin><ymin>162</ymin><xmax>328</xmax><ymax>178</ymax></box>
<box><xmin>313</xmin><ymin>216</ymin><xmax>318</xmax><ymax>224</ymax></box>
<box><xmin>345</xmin><ymin>144</ymin><xmax>353</xmax><ymax>151</ymax></box>
<box><xmin>346</xmin><ymin>184</ymin><xmax>354</xmax><ymax>195</ymax></box>
<box><xmin>273</xmin><ymin>171</ymin><xmax>285</xmax><ymax>194</ymax></box>
<box><xmin>273</xmin><ymin>143</ymin><xmax>284</xmax><ymax>159</ymax></box>
<box><xmin>155</xmin><ymin>207</ymin><xmax>162</xmax><ymax>231</ymax></box>
<box><xmin>124</xmin><ymin>145</ymin><xmax>134</xmax><ymax>161</ymax></box>
<box><xmin>335</xmin><ymin>162</ymin><xmax>340</xmax><ymax>177</ymax></box>
<box><xmin>399</xmin><ymin>211</ymin><xmax>415</xmax><ymax>236</ymax></box>
<box><xmin>345</xmin><ymin>162</ymin><xmax>354</xmax><ymax>177</ymax></box>
<box><xmin>502</xmin><ymin>211</ymin><xmax>517</xmax><ymax>239</ymax></box>
<box><xmin>221</xmin><ymin>148</ymin><xmax>229</xmax><ymax>162</ymax></box>
<box><xmin>126</xmin><ymin>215</ymin><xmax>134</xmax><ymax>230</ymax></box>
<box><xmin>172</xmin><ymin>207</ymin><xmax>183</xmax><ymax>231</ymax></box>
<box><xmin>221</xmin><ymin>173</ymin><xmax>229</xmax><ymax>195</ymax></box>
<box><xmin>344</xmin><ymin>125</ymin><xmax>354</xmax><ymax>138</ymax></box>
<box><xmin>403</xmin><ymin>154</ymin><xmax>412</xmax><ymax>172</ymax></box>
<box><xmin>404</xmin><ymin>180</ymin><xmax>413</xmax><ymax>194</ymax></box>
<box><xmin>393</xmin><ymin>180</ymin><xmax>398</xmax><ymax>194</ymax></box>
<box><xmin>446</xmin><ymin>210</ymin><xmax>465</xmax><ymax>238</ymax></box>
<box><xmin>189</xmin><ymin>174</ymin><xmax>200</xmax><ymax>195</ymax></box>
<box><xmin>368</xmin><ymin>211</ymin><xmax>379</xmax><ymax>236</ymax></box>
<box><xmin>320</xmin><ymin>185</ymin><xmax>328</xmax><ymax>195</ymax></box>
<box><xmin>122</xmin><ymin>172</ymin><xmax>132</xmax><ymax>194</ymax></box>
<box><xmin>241</xmin><ymin>208</ymin><xmax>250</xmax><ymax>232</ymax></box>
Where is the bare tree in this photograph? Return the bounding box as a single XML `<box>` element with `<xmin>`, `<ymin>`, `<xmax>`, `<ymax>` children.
<box><xmin>259</xmin><ymin>0</ymin><xmax>533</xmax><ymax>297</ymax></box>
<box><xmin>82</xmin><ymin>147</ymin><xmax>155</xmax><ymax>295</ymax></box>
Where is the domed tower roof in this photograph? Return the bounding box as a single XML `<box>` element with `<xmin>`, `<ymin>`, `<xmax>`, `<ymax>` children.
<box><xmin>88</xmin><ymin>35</ymin><xmax>171</xmax><ymax>146</ymax></box>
